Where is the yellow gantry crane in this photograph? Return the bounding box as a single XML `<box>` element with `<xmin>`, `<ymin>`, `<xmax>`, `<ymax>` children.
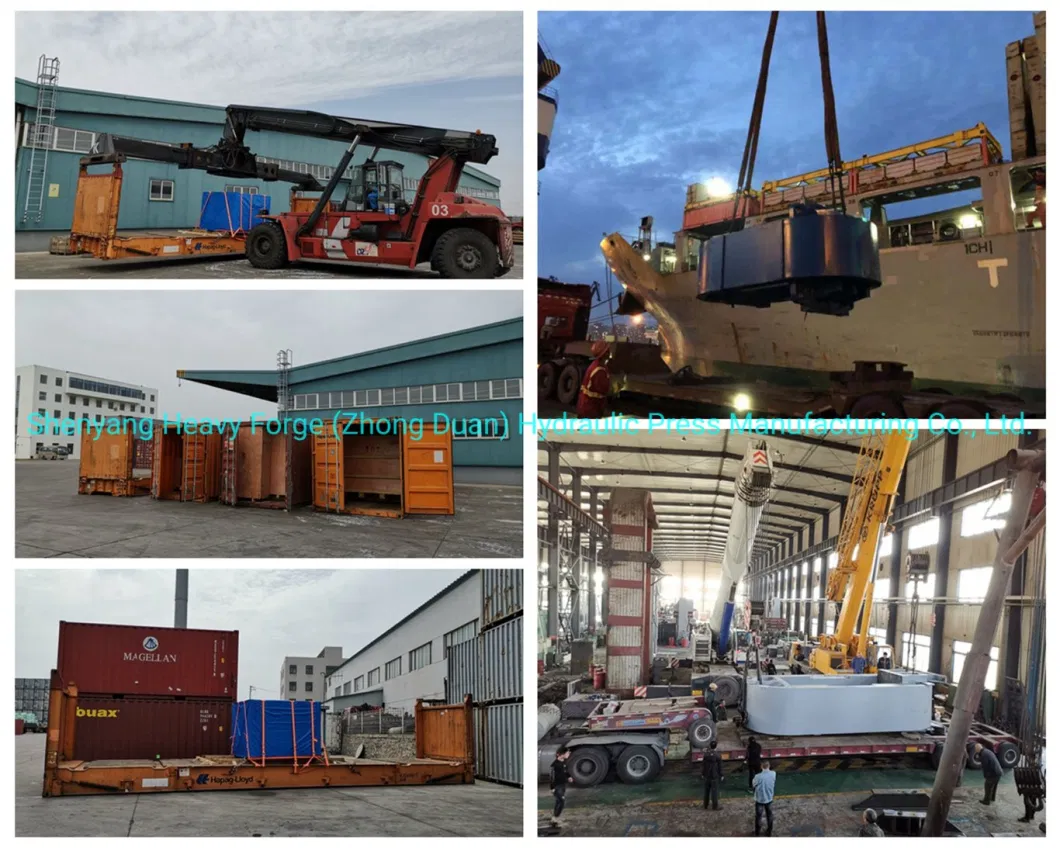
<box><xmin>809</xmin><ymin>433</ymin><xmax>912</xmax><ymax>674</ymax></box>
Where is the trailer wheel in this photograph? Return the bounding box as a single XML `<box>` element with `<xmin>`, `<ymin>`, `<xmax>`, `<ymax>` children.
<box><xmin>568</xmin><ymin>747</ymin><xmax>610</xmax><ymax>787</ymax></box>
<box><xmin>615</xmin><ymin>746</ymin><xmax>661</xmax><ymax>785</ymax></box>
<box><xmin>846</xmin><ymin>394</ymin><xmax>905</xmax><ymax>418</ymax></box>
<box><xmin>930</xmin><ymin>742</ymin><xmax>944</xmax><ymax>770</ymax></box>
<box><xmin>555</xmin><ymin>363</ymin><xmax>582</xmax><ymax>406</ymax></box>
<box><xmin>539</xmin><ymin>362</ymin><xmax>559</xmax><ymax>399</ymax></box>
<box><xmin>431</xmin><ymin>228</ymin><xmax>499</xmax><ymax>279</ymax></box>
<box><xmin>996</xmin><ymin>741</ymin><xmax>1020</xmax><ymax>770</ymax></box>
<box><xmin>246</xmin><ymin>222</ymin><xmax>289</xmax><ymax>270</ymax></box>
<box><xmin>966</xmin><ymin>742</ymin><xmax>984</xmax><ymax>770</ymax></box>
<box><xmin>688</xmin><ymin>717</ymin><xmax>717</xmax><ymax>748</ymax></box>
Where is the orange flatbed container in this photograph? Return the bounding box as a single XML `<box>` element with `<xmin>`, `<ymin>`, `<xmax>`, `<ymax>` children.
<box><xmin>43</xmin><ymin>678</ymin><xmax>474</xmax><ymax>797</ymax></box>
<box><xmin>151</xmin><ymin>425</ymin><xmax>222</xmax><ymax>503</ymax></box>
<box><xmin>221</xmin><ymin>426</ymin><xmax>312</xmax><ymax>509</ymax></box>
<box><xmin>77</xmin><ymin>430</ymin><xmax>152</xmax><ymax>497</ymax></box>
<box><xmin>312</xmin><ymin>421</ymin><xmax>454</xmax><ymax>518</ymax></box>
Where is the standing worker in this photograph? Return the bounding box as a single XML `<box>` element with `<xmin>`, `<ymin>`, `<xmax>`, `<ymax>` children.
<box><xmin>702</xmin><ymin>740</ymin><xmax>723</xmax><ymax>811</ymax></box>
<box><xmin>549</xmin><ymin>747</ymin><xmax>574</xmax><ymax>827</ymax></box>
<box><xmin>575</xmin><ymin>341</ymin><xmax>611</xmax><ymax>419</ymax></box>
<box><xmin>705</xmin><ymin>682</ymin><xmax>722</xmax><ymax>722</ymax></box>
<box><xmin>976</xmin><ymin>743</ymin><xmax>1004</xmax><ymax>806</ymax></box>
<box><xmin>752</xmin><ymin>760</ymin><xmax>776</xmax><ymax>837</ymax></box>
<box><xmin>746</xmin><ymin>736</ymin><xmax>763</xmax><ymax>793</ymax></box>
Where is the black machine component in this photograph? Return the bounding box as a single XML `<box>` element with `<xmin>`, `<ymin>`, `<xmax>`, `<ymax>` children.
<box><xmin>698</xmin><ymin>206</ymin><xmax>882</xmax><ymax>316</ymax></box>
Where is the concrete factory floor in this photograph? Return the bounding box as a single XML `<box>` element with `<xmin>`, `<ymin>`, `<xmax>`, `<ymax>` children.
<box><xmin>14</xmin><ymin>244</ymin><xmax>524</xmax><ymax>280</ymax></box>
<box><xmin>16</xmin><ymin>462</ymin><xmax>522</xmax><ymax>558</ymax></box>
<box><xmin>15</xmin><ymin>737</ymin><xmax>522</xmax><ymax>838</ymax></box>
<box><xmin>536</xmin><ymin>763</ymin><xmax>1046</xmax><ymax>837</ymax></box>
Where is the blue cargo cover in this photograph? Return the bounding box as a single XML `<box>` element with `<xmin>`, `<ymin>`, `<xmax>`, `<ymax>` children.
<box><xmin>231</xmin><ymin>700</ymin><xmax>324</xmax><ymax>760</ymax></box>
<box><xmin>199</xmin><ymin>192</ymin><xmax>271</xmax><ymax>233</ymax></box>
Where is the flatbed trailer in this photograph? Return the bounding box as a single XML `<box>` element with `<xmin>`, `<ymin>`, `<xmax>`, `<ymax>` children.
<box><xmin>43</xmin><ymin>681</ymin><xmax>474</xmax><ymax>797</ymax></box>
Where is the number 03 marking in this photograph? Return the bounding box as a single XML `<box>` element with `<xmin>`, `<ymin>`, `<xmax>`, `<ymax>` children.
<box><xmin>431</xmin><ymin>204</ymin><xmax>450</xmax><ymax>216</ymax></box>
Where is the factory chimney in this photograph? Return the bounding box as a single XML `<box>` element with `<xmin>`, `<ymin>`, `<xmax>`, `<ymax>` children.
<box><xmin>175</xmin><ymin>569</ymin><xmax>189</xmax><ymax>628</ymax></box>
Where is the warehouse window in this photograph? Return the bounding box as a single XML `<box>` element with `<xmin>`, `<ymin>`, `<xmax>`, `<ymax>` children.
<box><xmin>342</xmin><ymin>682</ymin><xmax>351</xmax><ymax>695</ymax></box>
<box><xmin>288</xmin><ymin>681</ymin><xmax>297</xmax><ymax>692</ymax></box>
<box><xmin>409</xmin><ymin>642</ymin><xmax>432</xmax><ymax>671</ymax></box>
<box><xmin>961</xmin><ymin>493</ymin><xmax>1012</xmax><ymax>537</ymax></box>
<box><xmin>224</xmin><ymin>184</ymin><xmax>259</xmax><ymax>194</ymax></box>
<box><xmin>878</xmin><ymin>533</ymin><xmax>893</xmax><ymax>558</ymax></box>
<box><xmin>453</xmin><ymin>418</ymin><xmax>504</xmax><ymax>440</ymax></box>
<box><xmin>367</xmin><ymin>668</ymin><xmax>381</xmax><ymax>687</ymax></box>
<box><xmin>809</xmin><ymin>617</ymin><xmax>818</xmax><ymax>636</ymax></box>
<box><xmin>149</xmin><ymin>179</ymin><xmax>174</xmax><ymax>202</ymax></box>
<box><xmin>305</xmin><ymin>681</ymin><xmax>313</xmax><ymax>693</ymax></box>
<box><xmin>825</xmin><ymin>619</ymin><xmax>835</xmax><ymax>635</ymax></box>
<box><xmin>952</xmin><ymin>641</ymin><xmax>999</xmax><ymax>690</ymax></box>
<box><xmin>444</xmin><ymin>620</ymin><xmax>478</xmax><ymax>652</ymax></box>
<box><xmin>291</xmin><ymin>377</ymin><xmax>522</xmax><ymax>412</ymax></box>
<box><xmin>957</xmin><ymin>566</ymin><xmax>993</xmax><ymax>602</ymax></box>
<box><xmin>305</xmin><ymin>665</ymin><xmax>313</xmax><ymax>675</ymax></box>
<box><xmin>900</xmin><ymin>632</ymin><xmax>931</xmax><ymax>672</ymax></box>
<box><xmin>354</xmin><ymin>675</ymin><xmax>364</xmax><ymax>692</ymax></box>
<box><xmin>908</xmin><ymin>517</ymin><xmax>940</xmax><ymax>550</ymax></box>
<box><xmin>828</xmin><ymin>552</ymin><xmax>838</xmax><ymax>570</ymax></box>
<box><xmin>869</xmin><ymin>627</ymin><xmax>888</xmax><ymax>642</ymax></box>
<box><xmin>385</xmin><ymin>658</ymin><xmax>402</xmax><ymax>680</ymax></box>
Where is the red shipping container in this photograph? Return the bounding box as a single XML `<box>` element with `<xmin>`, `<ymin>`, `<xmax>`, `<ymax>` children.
<box><xmin>15</xmin><ymin>719</ymin><xmax>24</xmax><ymax>735</ymax></box>
<box><xmin>57</xmin><ymin>622</ymin><xmax>238</xmax><ymax>698</ymax></box>
<box><xmin>72</xmin><ymin>696</ymin><xmax>232</xmax><ymax>761</ymax></box>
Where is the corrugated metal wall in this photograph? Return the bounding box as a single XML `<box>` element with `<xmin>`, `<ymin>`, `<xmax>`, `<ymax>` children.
<box><xmin>467</xmin><ymin>569</ymin><xmax>523</xmax><ymax>786</ymax></box>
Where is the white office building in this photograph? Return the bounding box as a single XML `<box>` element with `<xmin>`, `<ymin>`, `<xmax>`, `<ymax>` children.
<box><xmin>281</xmin><ymin>646</ymin><xmax>345</xmax><ymax>701</ymax></box>
<box><xmin>325</xmin><ymin>571</ymin><xmax>480</xmax><ymax>715</ymax></box>
<box><xmin>14</xmin><ymin>364</ymin><xmax>159</xmax><ymax>459</ymax></box>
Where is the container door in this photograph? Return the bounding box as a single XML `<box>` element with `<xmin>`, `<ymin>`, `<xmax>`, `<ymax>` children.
<box><xmin>312</xmin><ymin>431</ymin><xmax>344</xmax><ymax>512</ymax></box>
<box><xmin>402</xmin><ymin>425</ymin><xmax>454</xmax><ymax>515</ymax></box>
<box><xmin>220</xmin><ymin>432</ymin><xmax>238</xmax><ymax>506</ymax></box>
<box><xmin>150</xmin><ymin>430</ymin><xmax>163</xmax><ymax>498</ymax></box>
<box><xmin>182</xmin><ymin>434</ymin><xmax>208</xmax><ymax>503</ymax></box>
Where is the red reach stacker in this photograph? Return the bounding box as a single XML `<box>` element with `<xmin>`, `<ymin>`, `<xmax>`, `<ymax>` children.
<box><xmin>74</xmin><ymin>104</ymin><xmax>514</xmax><ymax>278</ymax></box>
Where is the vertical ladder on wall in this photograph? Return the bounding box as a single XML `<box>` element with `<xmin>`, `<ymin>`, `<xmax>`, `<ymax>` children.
<box><xmin>21</xmin><ymin>55</ymin><xmax>61</xmax><ymax>225</ymax></box>
<box><xmin>276</xmin><ymin>349</ymin><xmax>293</xmax><ymax>510</ymax></box>
<box><xmin>221</xmin><ymin>434</ymin><xmax>237</xmax><ymax>506</ymax></box>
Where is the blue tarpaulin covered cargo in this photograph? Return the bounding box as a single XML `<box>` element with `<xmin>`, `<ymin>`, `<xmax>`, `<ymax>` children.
<box><xmin>231</xmin><ymin>700</ymin><xmax>325</xmax><ymax>761</ymax></box>
<box><xmin>199</xmin><ymin>192</ymin><xmax>271</xmax><ymax>233</ymax></box>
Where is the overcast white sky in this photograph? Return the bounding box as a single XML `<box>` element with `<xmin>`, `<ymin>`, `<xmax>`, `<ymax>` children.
<box><xmin>15</xmin><ymin>290</ymin><xmax>523</xmax><ymax>421</ymax></box>
<box><xmin>15</xmin><ymin>12</ymin><xmax>523</xmax><ymax>213</ymax></box>
<box><xmin>16</xmin><ymin>568</ymin><xmax>468</xmax><ymax>699</ymax></box>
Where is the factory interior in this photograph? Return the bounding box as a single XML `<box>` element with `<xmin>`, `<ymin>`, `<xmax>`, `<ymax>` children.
<box><xmin>536</xmin><ymin>429</ymin><xmax>1046</xmax><ymax>837</ymax></box>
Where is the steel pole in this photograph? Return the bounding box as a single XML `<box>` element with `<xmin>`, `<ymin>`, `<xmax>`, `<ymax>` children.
<box><xmin>174</xmin><ymin>569</ymin><xmax>189</xmax><ymax>628</ymax></box>
<box><xmin>924</xmin><ymin>450</ymin><xmax>1044</xmax><ymax>835</ymax></box>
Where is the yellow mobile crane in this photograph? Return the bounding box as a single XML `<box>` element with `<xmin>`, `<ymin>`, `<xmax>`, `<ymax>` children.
<box><xmin>809</xmin><ymin>433</ymin><xmax>911</xmax><ymax>674</ymax></box>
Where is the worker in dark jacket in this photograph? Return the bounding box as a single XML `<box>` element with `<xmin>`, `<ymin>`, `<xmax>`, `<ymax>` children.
<box><xmin>746</xmin><ymin>736</ymin><xmax>763</xmax><ymax>792</ymax></box>
<box><xmin>702</xmin><ymin>741</ymin><xmax>723</xmax><ymax>810</ymax></box>
<box><xmin>549</xmin><ymin>747</ymin><xmax>573</xmax><ymax>826</ymax></box>
<box><xmin>877</xmin><ymin>652</ymin><xmax>893</xmax><ymax>670</ymax></box>
<box><xmin>575</xmin><ymin>341</ymin><xmax>611</xmax><ymax>419</ymax></box>
<box><xmin>976</xmin><ymin>743</ymin><xmax>1004</xmax><ymax>805</ymax></box>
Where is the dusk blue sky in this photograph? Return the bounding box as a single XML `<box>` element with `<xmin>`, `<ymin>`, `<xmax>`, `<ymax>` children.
<box><xmin>540</xmin><ymin>11</ymin><xmax>1035</xmax><ymax>280</ymax></box>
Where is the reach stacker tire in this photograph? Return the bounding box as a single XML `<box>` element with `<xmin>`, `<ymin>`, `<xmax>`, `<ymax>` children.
<box><xmin>556</xmin><ymin>363</ymin><xmax>582</xmax><ymax>406</ymax></box>
<box><xmin>568</xmin><ymin>747</ymin><xmax>610</xmax><ymax>787</ymax></box>
<box><xmin>431</xmin><ymin>228</ymin><xmax>500</xmax><ymax>279</ymax></box>
<box><xmin>246</xmin><ymin>222</ymin><xmax>289</xmax><ymax>270</ymax></box>
<box><xmin>615</xmin><ymin>746</ymin><xmax>662</xmax><ymax>785</ymax></box>
<box><xmin>539</xmin><ymin>362</ymin><xmax>558</xmax><ymax>398</ymax></box>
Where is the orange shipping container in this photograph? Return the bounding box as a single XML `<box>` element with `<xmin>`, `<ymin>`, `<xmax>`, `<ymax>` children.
<box><xmin>220</xmin><ymin>426</ymin><xmax>312</xmax><ymax>509</ymax></box>
<box><xmin>151</xmin><ymin>426</ymin><xmax>222</xmax><ymax>503</ymax></box>
<box><xmin>77</xmin><ymin>430</ymin><xmax>152</xmax><ymax>497</ymax></box>
<box><xmin>312</xmin><ymin>421</ymin><xmax>454</xmax><ymax>518</ymax></box>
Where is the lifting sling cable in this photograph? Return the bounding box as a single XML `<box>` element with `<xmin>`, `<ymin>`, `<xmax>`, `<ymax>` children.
<box><xmin>730</xmin><ymin>11</ymin><xmax>848</xmax><ymax>229</ymax></box>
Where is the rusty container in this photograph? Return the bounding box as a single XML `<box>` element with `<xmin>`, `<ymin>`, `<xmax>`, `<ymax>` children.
<box><xmin>57</xmin><ymin>622</ymin><xmax>238</xmax><ymax>698</ymax></box>
<box><xmin>72</xmin><ymin>696</ymin><xmax>232</xmax><ymax>761</ymax></box>
<box><xmin>15</xmin><ymin>719</ymin><xmax>24</xmax><ymax>735</ymax></box>
<box><xmin>220</xmin><ymin>425</ymin><xmax>312</xmax><ymax>509</ymax></box>
<box><xmin>151</xmin><ymin>425</ymin><xmax>222</xmax><ymax>502</ymax></box>
<box><xmin>311</xmin><ymin>420</ymin><xmax>454</xmax><ymax>518</ymax></box>
<box><xmin>77</xmin><ymin>429</ymin><xmax>152</xmax><ymax>497</ymax></box>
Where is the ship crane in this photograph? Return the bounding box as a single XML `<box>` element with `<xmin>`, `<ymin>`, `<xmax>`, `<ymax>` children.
<box><xmin>809</xmin><ymin>433</ymin><xmax>910</xmax><ymax>674</ymax></box>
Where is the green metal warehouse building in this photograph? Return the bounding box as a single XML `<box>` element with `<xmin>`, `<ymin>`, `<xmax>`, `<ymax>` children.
<box><xmin>14</xmin><ymin>73</ymin><xmax>503</xmax><ymax>240</ymax></box>
<box><xmin>178</xmin><ymin>318</ymin><xmax>523</xmax><ymax>482</ymax></box>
